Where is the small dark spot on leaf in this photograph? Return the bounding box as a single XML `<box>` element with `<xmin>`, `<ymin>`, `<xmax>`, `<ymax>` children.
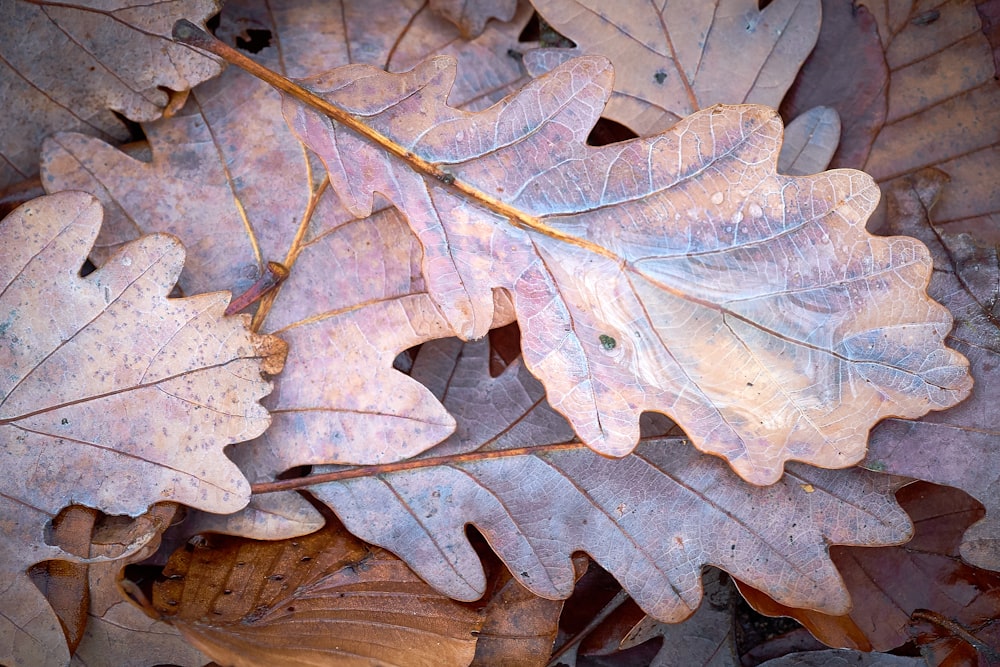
<box><xmin>599</xmin><ymin>334</ymin><xmax>616</xmax><ymax>350</ymax></box>
<box><xmin>287</xmin><ymin>606</ymin><xmax>296</xmax><ymax>612</ymax></box>
<box><xmin>653</xmin><ymin>70</ymin><xmax>667</xmax><ymax>84</ymax></box>
<box><xmin>300</xmin><ymin>556</ymin><xmax>312</xmax><ymax>562</ymax></box>
<box><xmin>521</xmin><ymin>571</ymin><xmax>529</xmax><ymax>577</ymax></box>
<box><xmin>61</xmin><ymin>418</ymin><xmax>69</xmax><ymax>425</ymax></box>
<box><xmin>223</xmin><ymin>589</ymin><xmax>233</xmax><ymax>595</ymax></box>
<box><xmin>746</xmin><ymin>382</ymin><xmax>753</xmax><ymax>387</ymax></box>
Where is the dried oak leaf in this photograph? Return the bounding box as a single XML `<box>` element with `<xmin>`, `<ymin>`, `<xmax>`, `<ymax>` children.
<box><xmin>522</xmin><ymin>0</ymin><xmax>822</xmax><ymax>136</ymax></box>
<box><xmin>736</xmin><ymin>482</ymin><xmax>1000</xmax><ymax>662</ymax></box>
<box><xmin>291</xmin><ymin>337</ymin><xmax>915</xmax><ymax>623</ymax></box>
<box><xmin>0</xmin><ymin>0</ymin><xmax>222</xmax><ymax>189</ymax></box>
<box><xmin>153</xmin><ymin>521</ymin><xmax>484</xmax><ymax>667</ymax></box>
<box><xmin>865</xmin><ymin>169</ymin><xmax>1000</xmax><ymax>572</ymax></box>
<box><xmin>284</xmin><ymin>54</ymin><xmax>971</xmax><ymax>484</ymax></box>
<box><xmin>43</xmin><ymin>0</ymin><xmax>530</xmax><ymax>539</ymax></box>
<box><xmin>0</xmin><ymin>192</ymin><xmax>280</xmax><ymax>666</ymax></box>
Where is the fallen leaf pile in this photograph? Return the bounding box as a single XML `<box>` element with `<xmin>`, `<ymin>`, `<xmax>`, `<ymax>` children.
<box><xmin>1</xmin><ymin>0</ymin><xmax>998</xmax><ymax>664</ymax></box>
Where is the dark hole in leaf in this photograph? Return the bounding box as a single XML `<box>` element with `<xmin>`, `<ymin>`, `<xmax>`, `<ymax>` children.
<box><xmin>488</xmin><ymin>321</ymin><xmax>522</xmax><ymax>377</ymax></box>
<box><xmin>236</xmin><ymin>29</ymin><xmax>272</xmax><ymax>54</ymax></box>
<box><xmin>111</xmin><ymin>110</ymin><xmax>146</xmax><ymax>144</ymax></box>
<box><xmin>587</xmin><ymin>118</ymin><xmax>639</xmax><ymax>146</ymax></box>
<box><xmin>518</xmin><ymin>12</ymin><xmax>540</xmax><ymax>42</ymax></box>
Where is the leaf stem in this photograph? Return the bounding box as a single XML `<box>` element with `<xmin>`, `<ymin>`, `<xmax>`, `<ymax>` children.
<box><xmin>170</xmin><ymin>20</ymin><xmax>622</xmax><ymax>264</ymax></box>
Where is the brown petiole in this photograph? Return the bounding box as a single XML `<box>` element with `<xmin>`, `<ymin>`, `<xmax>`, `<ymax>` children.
<box><xmin>225</xmin><ymin>261</ymin><xmax>289</xmax><ymax>316</ymax></box>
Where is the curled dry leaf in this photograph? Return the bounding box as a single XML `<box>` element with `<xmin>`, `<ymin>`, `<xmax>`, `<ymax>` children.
<box><xmin>0</xmin><ymin>192</ymin><xmax>281</xmax><ymax>666</ymax></box>
<box><xmin>154</xmin><ymin>522</ymin><xmax>484</xmax><ymax>667</ymax></box>
<box><xmin>68</xmin><ymin>504</ymin><xmax>209</xmax><ymax>667</ymax></box>
<box><xmin>290</xmin><ymin>337</ymin><xmax>915</xmax><ymax>623</ymax></box>
<box><xmin>279</xmin><ymin>53</ymin><xmax>971</xmax><ymax>483</ymax></box>
<box><xmin>523</xmin><ymin>0</ymin><xmax>821</xmax><ymax>135</ymax></box>
<box><xmin>0</xmin><ymin>0</ymin><xmax>222</xmax><ymax>189</ymax></box>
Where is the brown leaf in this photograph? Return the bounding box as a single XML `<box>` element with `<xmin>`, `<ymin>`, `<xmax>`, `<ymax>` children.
<box><xmin>154</xmin><ymin>522</ymin><xmax>484</xmax><ymax>667</ymax></box>
<box><xmin>271</xmin><ymin>337</ymin><xmax>915</xmax><ymax>623</ymax></box>
<box><xmin>430</xmin><ymin>0</ymin><xmax>518</xmax><ymax>39</ymax></box>
<box><xmin>865</xmin><ymin>169</ymin><xmax>1000</xmax><ymax>572</ymax></box>
<box><xmin>70</xmin><ymin>504</ymin><xmax>209</xmax><ymax>667</ymax></box>
<box><xmin>849</xmin><ymin>1</ymin><xmax>999</xmax><ymax>237</ymax></box>
<box><xmin>0</xmin><ymin>0</ymin><xmax>222</xmax><ymax>189</ymax></box>
<box><xmin>279</xmin><ymin>54</ymin><xmax>970</xmax><ymax>483</ymax></box>
<box><xmin>0</xmin><ymin>192</ymin><xmax>279</xmax><ymax>665</ymax></box>
<box><xmin>471</xmin><ymin>553</ymin><xmax>587</xmax><ymax>666</ymax></box>
<box><xmin>522</xmin><ymin>0</ymin><xmax>821</xmax><ymax>136</ymax></box>
<box><xmin>780</xmin><ymin>0</ymin><xmax>889</xmax><ymax>170</ymax></box>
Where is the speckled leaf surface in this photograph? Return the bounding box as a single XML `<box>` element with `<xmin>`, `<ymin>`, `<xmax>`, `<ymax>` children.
<box><xmin>0</xmin><ymin>192</ymin><xmax>280</xmax><ymax>666</ymax></box>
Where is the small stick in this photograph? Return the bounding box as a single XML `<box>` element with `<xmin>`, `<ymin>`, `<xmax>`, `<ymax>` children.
<box><xmin>225</xmin><ymin>261</ymin><xmax>289</xmax><ymax>316</ymax></box>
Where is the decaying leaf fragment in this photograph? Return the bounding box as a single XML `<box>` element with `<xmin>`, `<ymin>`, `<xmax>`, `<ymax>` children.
<box><xmin>0</xmin><ymin>192</ymin><xmax>283</xmax><ymax>666</ymax></box>
<box><xmin>275</xmin><ymin>52</ymin><xmax>972</xmax><ymax>484</ymax></box>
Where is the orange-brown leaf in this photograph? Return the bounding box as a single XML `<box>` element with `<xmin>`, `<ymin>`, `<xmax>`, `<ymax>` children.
<box><xmin>154</xmin><ymin>524</ymin><xmax>484</xmax><ymax>667</ymax></box>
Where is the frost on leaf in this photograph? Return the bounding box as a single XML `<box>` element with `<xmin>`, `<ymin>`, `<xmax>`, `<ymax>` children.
<box><xmin>284</xmin><ymin>55</ymin><xmax>972</xmax><ymax>484</ymax></box>
<box><xmin>0</xmin><ymin>192</ymin><xmax>282</xmax><ymax>666</ymax></box>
